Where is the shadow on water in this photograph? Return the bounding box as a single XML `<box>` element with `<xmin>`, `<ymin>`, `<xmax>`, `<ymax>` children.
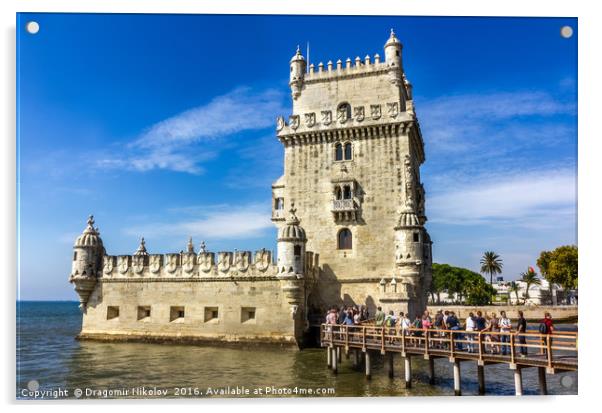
<box><xmin>17</xmin><ymin>302</ymin><xmax>577</xmax><ymax>398</ymax></box>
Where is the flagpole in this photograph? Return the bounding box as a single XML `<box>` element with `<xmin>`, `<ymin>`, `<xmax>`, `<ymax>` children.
<box><xmin>306</xmin><ymin>42</ymin><xmax>310</xmax><ymax>74</ymax></box>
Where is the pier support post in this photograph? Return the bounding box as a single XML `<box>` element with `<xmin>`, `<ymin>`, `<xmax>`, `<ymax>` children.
<box><xmin>331</xmin><ymin>347</ymin><xmax>338</xmax><ymax>374</ymax></box>
<box><xmin>514</xmin><ymin>367</ymin><xmax>523</xmax><ymax>396</ymax></box>
<box><xmin>477</xmin><ymin>365</ymin><xmax>485</xmax><ymax>395</ymax></box>
<box><xmin>538</xmin><ymin>367</ymin><xmax>548</xmax><ymax>395</ymax></box>
<box><xmin>327</xmin><ymin>346</ymin><xmax>332</xmax><ymax>368</ymax></box>
<box><xmin>337</xmin><ymin>347</ymin><xmax>342</xmax><ymax>363</ymax></box>
<box><xmin>404</xmin><ymin>356</ymin><xmax>412</xmax><ymax>389</ymax></box>
<box><xmin>453</xmin><ymin>361</ymin><xmax>461</xmax><ymax>396</ymax></box>
<box><xmin>365</xmin><ymin>351</ymin><xmax>372</xmax><ymax>380</ymax></box>
<box><xmin>428</xmin><ymin>358</ymin><xmax>435</xmax><ymax>384</ymax></box>
<box><xmin>388</xmin><ymin>353</ymin><xmax>394</xmax><ymax>378</ymax></box>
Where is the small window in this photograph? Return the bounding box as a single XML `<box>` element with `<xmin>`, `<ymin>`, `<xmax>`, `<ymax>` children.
<box><xmin>413</xmin><ymin>232</ymin><xmax>420</xmax><ymax>242</ymax></box>
<box><xmin>107</xmin><ymin>306</ymin><xmax>119</xmax><ymax>320</ymax></box>
<box><xmin>335</xmin><ymin>143</ymin><xmax>343</xmax><ymax>161</ymax></box>
<box><xmin>137</xmin><ymin>306</ymin><xmax>151</xmax><ymax>321</ymax></box>
<box><xmin>204</xmin><ymin>306</ymin><xmax>219</xmax><ymax>322</ymax></box>
<box><xmin>294</xmin><ymin>245</ymin><xmax>301</xmax><ymax>257</ymax></box>
<box><xmin>73</xmin><ymin>251</ymin><xmax>77</xmax><ymax>261</ymax></box>
<box><xmin>275</xmin><ymin>198</ymin><xmax>284</xmax><ymax>210</ymax></box>
<box><xmin>170</xmin><ymin>306</ymin><xmax>185</xmax><ymax>322</ymax></box>
<box><xmin>338</xmin><ymin>229</ymin><xmax>353</xmax><ymax>250</ymax></box>
<box><xmin>344</xmin><ymin>142</ymin><xmax>352</xmax><ymax>160</ymax></box>
<box><xmin>241</xmin><ymin>307</ymin><xmax>256</xmax><ymax>323</ymax></box>
<box><xmin>343</xmin><ymin>185</ymin><xmax>352</xmax><ymax>200</ymax></box>
<box><xmin>396</xmin><ymin>51</ymin><xmax>400</xmax><ymax>56</ymax></box>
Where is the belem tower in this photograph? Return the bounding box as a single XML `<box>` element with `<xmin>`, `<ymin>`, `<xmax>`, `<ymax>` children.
<box><xmin>69</xmin><ymin>30</ymin><xmax>433</xmax><ymax>347</ymax></box>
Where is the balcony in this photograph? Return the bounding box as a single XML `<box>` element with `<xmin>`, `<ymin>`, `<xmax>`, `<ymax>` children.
<box><xmin>332</xmin><ymin>199</ymin><xmax>359</xmax><ymax>222</ymax></box>
<box><xmin>332</xmin><ymin>199</ymin><xmax>355</xmax><ymax>211</ymax></box>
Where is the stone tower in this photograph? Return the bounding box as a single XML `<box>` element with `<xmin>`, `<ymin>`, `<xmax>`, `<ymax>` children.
<box><xmin>273</xmin><ymin>30</ymin><xmax>432</xmax><ymax>317</ymax></box>
<box><xmin>69</xmin><ymin>215</ymin><xmax>105</xmax><ymax>310</ymax></box>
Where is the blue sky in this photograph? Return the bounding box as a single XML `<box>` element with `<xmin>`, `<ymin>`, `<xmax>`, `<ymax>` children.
<box><xmin>16</xmin><ymin>14</ymin><xmax>577</xmax><ymax>300</ymax></box>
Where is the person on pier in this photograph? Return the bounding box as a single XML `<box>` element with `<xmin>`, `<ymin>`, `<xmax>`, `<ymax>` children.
<box><xmin>499</xmin><ymin>311</ymin><xmax>512</xmax><ymax>356</ymax></box>
<box><xmin>516</xmin><ymin>310</ymin><xmax>528</xmax><ymax>357</ymax></box>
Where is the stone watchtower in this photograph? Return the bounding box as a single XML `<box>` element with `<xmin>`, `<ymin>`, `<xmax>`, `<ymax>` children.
<box><xmin>69</xmin><ymin>215</ymin><xmax>105</xmax><ymax>311</ymax></box>
<box><xmin>273</xmin><ymin>30</ymin><xmax>432</xmax><ymax>317</ymax></box>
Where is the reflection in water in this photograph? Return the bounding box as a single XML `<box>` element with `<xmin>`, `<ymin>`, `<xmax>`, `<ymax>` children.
<box><xmin>17</xmin><ymin>302</ymin><xmax>577</xmax><ymax>399</ymax></box>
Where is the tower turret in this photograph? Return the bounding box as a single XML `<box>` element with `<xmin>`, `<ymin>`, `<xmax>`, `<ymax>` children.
<box><xmin>384</xmin><ymin>29</ymin><xmax>404</xmax><ymax>89</ymax></box>
<box><xmin>277</xmin><ymin>203</ymin><xmax>307</xmax><ymax>275</ymax></box>
<box><xmin>384</xmin><ymin>28</ymin><xmax>403</xmax><ymax>68</ymax></box>
<box><xmin>289</xmin><ymin>46</ymin><xmax>306</xmax><ymax>100</ymax></box>
<box><xmin>69</xmin><ymin>215</ymin><xmax>105</xmax><ymax>311</ymax></box>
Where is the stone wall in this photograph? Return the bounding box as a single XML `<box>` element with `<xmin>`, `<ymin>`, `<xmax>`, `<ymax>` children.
<box><xmin>426</xmin><ymin>305</ymin><xmax>578</xmax><ymax>322</ymax></box>
<box><xmin>80</xmin><ymin>278</ymin><xmax>300</xmax><ymax>345</ymax></box>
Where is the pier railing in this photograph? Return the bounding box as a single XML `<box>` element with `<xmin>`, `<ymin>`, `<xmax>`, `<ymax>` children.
<box><xmin>320</xmin><ymin>324</ymin><xmax>577</xmax><ymax>372</ymax></box>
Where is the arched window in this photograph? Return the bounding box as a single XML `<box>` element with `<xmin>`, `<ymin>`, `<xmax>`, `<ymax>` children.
<box><xmin>335</xmin><ymin>143</ymin><xmax>343</xmax><ymax>161</ymax></box>
<box><xmin>294</xmin><ymin>245</ymin><xmax>301</xmax><ymax>257</ymax></box>
<box><xmin>335</xmin><ymin>187</ymin><xmax>342</xmax><ymax>200</ymax></box>
<box><xmin>338</xmin><ymin>228</ymin><xmax>352</xmax><ymax>250</ymax></box>
<box><xmin>344</xmin><ymin>142</ymin><xmax>352</xmax><ymax>160</ymax></box>
<box><xmin>275</xmin><ymin>198</ymin><xmax>284</xmax><ymax>210</ymax></box>
<box><xmin>343</xmin><ymin>185</ymin><xmax>352</xmax><ymax>200</ymax></box>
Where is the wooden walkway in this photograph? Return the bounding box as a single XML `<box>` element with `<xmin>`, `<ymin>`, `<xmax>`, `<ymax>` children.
<box><xmin>320</xmin><ymin>324</ymin><xmax>577</xmax><ymax>395</ymax></box>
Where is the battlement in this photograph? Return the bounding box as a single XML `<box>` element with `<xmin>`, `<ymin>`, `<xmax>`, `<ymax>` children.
<box><xmin>100</xmin><ymin>248</ymin><xmax>320</xmax><ymax>280</ymax></box>
<box><xmin>305</xmin><ymin>54</ymin><xmax>392</xmax><ymax>83</ymax></box>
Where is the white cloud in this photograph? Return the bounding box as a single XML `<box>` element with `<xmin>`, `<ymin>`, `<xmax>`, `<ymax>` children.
<box><xmin>124</xmin><ymin>203</ymin><xmax>273</xmax><ymax>240</ymax></box>
<box><xmin>428</xmin><ymin>167</ymin><xmax>576</xmax><ymax>229</ymax></box>
<box><xmin>418</xmin><ymin>90</ymin><xmax>576</xmax><ymax>155</ymax></box>
<box><xmin>96</xmin><ymin>87</ymin><xmax>287</xmax><ymax>174</ymax></box>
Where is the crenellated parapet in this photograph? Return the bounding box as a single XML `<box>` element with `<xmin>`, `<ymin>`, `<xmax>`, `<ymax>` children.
<box><xmin>102</xmin><ymin>247</ymin><xmax>282</xmax><ymax>279</ymax></box>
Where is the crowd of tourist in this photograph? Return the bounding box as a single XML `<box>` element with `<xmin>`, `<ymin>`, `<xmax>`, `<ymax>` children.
<box><xmin>325</xmin><ymin>305</ymin><xmax>556</xmax><ymax>356</ymax></box>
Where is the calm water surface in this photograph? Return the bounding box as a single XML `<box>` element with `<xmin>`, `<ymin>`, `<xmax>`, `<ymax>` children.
<box><xmin>16</xmin><ymin>301</ymin><xmax>577</xmax><ymax>399</ymax></box>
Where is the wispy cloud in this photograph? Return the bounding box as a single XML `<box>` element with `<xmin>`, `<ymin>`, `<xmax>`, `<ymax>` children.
<box><xmin>428</xmin><ymin>167</ymin><xmax>576</xmax><ymax>229</ymax></box>
<box><xmin>123</xmin><ymin>203</ymin><xmax>273</xmax><ymax>241</ymax></box>
<box><xmin>96</xmin><ymin>87</ymin><xmax>287</xmax><ymax>174</ymax></box>
<box><xmin>418</xmin><ymin>90</ymin><xmax>576</xmax><ymax>155</ymax></box>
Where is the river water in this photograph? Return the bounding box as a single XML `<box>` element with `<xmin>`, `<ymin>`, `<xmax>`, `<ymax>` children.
<box><xmin>16</xmin><ymin>301</ymin><xmax>577</xmax><ymax>399</ymax></box>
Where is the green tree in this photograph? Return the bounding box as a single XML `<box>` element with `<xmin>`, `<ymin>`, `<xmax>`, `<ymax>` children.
<box><xmin>537</xmin><ymin>251</ymin><xmax>554</xmax><ymax>304</ymax></box>
<box><xmin>520</xmin><ymin>267</ymin><xmax>541</xmax><ymax>300</ymax></box>
<box><xmin>432</xmin><ymin>263</ymin><xmax>496</xmax><ymax>305</ymax></box>
<box><xmin>546</xmin><ymin>245</ymin><xmax>578</xmax><ymax>290</ymax></box>
<box><xmin>429</xmin><ymin>263</ymin><xmax>448</xmax><ymax>304</ymax></box>
<box><xmin>509</xmin><ymin>281</ymin><xmax>521</xmax><ymax>304</ymax></box>
<box><xmin>480</xmin><ymin>251</ymin><xmax>503</xmax><ymax>284</ymax></box>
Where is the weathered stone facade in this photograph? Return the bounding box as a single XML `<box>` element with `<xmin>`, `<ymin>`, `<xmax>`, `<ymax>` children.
<box><xmin>69</xmin><ymin>30</ymin><xmax>432</xmax><ymax>347</ymax></box>
<box><xmin>274</xmin><ymin>30</ymin><xmax>432</xmax><ymax>318</ymax></box>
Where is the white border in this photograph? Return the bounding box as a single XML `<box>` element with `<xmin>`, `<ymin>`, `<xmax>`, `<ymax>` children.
<box><xmin>3</xmin><ymin>1</ymin><xmax>601</xmax><ymax>412</ymax></box>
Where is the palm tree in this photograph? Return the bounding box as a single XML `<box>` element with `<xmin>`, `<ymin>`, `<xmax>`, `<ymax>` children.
<box><xmin>520</xmin><ymin>267</ymin><xmax>541</xmax><ymax>301</ymax></box>
<box><xmin>480</xmin><ymin>251</ymin><xmax>503</xmax><ymax>284</ymax></box>
<box><xmin>509</xmin><ymin>281</ymin><xmax>521</xmax><ymax>304</ymax></box>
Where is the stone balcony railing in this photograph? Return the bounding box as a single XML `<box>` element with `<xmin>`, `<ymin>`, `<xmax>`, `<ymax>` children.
<box><xmin>332</xmin><ymin>199</ymin><xmax>355</xmax><ymax>211</ymax></box>
<box><xmin>332</xmin><ymin>199</ymin><xmax>360</xmax><ymax>222</ymax></box>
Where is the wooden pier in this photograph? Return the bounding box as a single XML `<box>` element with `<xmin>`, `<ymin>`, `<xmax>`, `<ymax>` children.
<box><xmin>320</xmin><ymin>324</ymin><xmax>577</xmax><ymax>395</ymax></box>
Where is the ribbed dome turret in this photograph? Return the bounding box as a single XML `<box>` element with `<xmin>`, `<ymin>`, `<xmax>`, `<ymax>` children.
<box><xmin>278</xmin><ymin>205</ymin><xmax>307</xmax><ymax>242</ymax></box>
<box><xmin>74</xmin><ymin>215</ymin><xmax>104</xmax><ymax>248</ymax></box>
<box><xmin>290</xmin><ymin>45</ymin><xmax>306</xmax><ymax>63</ymax></box>
<box><xmin>134</xmin><ymin>237</ymin><xmax>148</xmax><ymax>256</ymax></box>
<box><xmin>395</xmin><ymin>208</ymin><xmax>422</xmax><ymax>229</ymax></box>
<box><xmin>384</xmin><ymin>28</ymin><xmax>401</xmax><ymax>47</ymax></box>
